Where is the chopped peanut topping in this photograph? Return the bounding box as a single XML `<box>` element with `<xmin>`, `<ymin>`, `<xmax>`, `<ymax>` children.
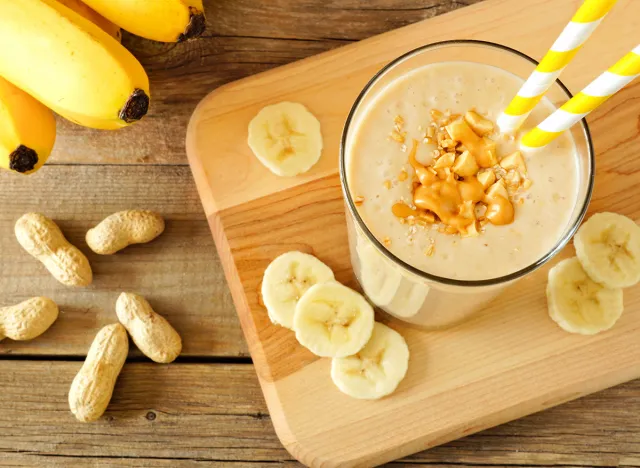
<box><xmin>504</xmin><ymin>170</ymin><xmax>521</xmax><ymax>189</ymax></box>
<box><xmin>383</xmin><ymin>237</ymin><xmax>392</xmax><ymax>247</ymax></box>
<box><xmin>481</xmin><ymin>137</ymin><xmax>499</xmax><ymax>167</ymax></box>
<box><xmin>445</xmin><ymin>113</ymin><xmax>461</xmax><ymax>125</ymax></box>
<box><xmin>461</xmin><ymin>221</ymin><xmax>480</xmax><ymax>238</ymax></box>
<box><xmin>433</xmin><ymin>152</ymin><xmax>455</xmax><ymax>169</ymax></box>
<box><xmin>464</xmin><ymin>110</ymin><xmax>494</xmax><ymax>136</ymax></box>
<box><xmin>500</xmin><ymin>151</ymin><xmax>527</xmax><ymax>172</ymax></box>
<box><xmin>390</xmin><ymin>108</ymin><xmax>529</xmax><ymax>236</ymax></box>
<box><xmin>486</xmin><ymin>179</ymin><xmax>509</xmax><ymax>200</ymax></box>
<box><xmin>384</xmin><ymin>180</ymin><xmax>392</xmax><ymax>190</ymax></box>
<box><xmin>477</xmin><ymin>168</ymin><xmax>496</xmax><ymax>189</ymax></box>
<box><xmin>424</xmin><ymin>245</ymin><xmax>435</xmax><ymax>257</ymax></box>
<box><xmin>475</xmin><ymin>203</ymin><xmax>487</xmax><ymax>219</ymax></box>
<box><xmin>390</xmin><ymin>129</ymin><xmax>406</xmax><ymax>143</ymax></box>
<box><xmin>354</xmin><ymin>195</ymin><xmax>365</xmax><ymax>206</ymax></box>
<box><xmin>446</xmin><ymin>119</ymin><xmax>496</xmax><ymax>168</ymax></box>
<box><xmin>452</xmin><ymin>150</ymin><xmax>479</xmax><ymax>177</ymax></box>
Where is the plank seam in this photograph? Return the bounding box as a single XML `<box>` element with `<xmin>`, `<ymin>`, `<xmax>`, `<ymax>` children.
<box><xmin>0</xmin><ymin>355</ymin><xmax>252</xmax><ymax>364</ymax></box>
<box><xmin>336</xmin><ymin>1</ymin><xmax>471</xmax><ymax>12</ymax></box>
<box><xmin>0</xmin><ymin>451</ymin><xmax>294</xmax><ymax>463</ymax></box>
<box><xmin>200</xmin><ymin>33</ymin><xmax>355</xmax><ymax>43</ymax></box>
<box><xmin>46</xmin><ymin>162</ymin><xmax>190</xmax><ymax>168</ymax></box>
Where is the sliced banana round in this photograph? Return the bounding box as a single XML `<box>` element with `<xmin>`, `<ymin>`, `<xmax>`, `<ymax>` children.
<box><xmin>331</xmin><ymin>322</ymin><xmax>409</xmax><ymax>400</ymax></box>
<box><xmin>293</xmin><ymin>282</ymin><xmax>374</xmax><ymax>358</ymax></box>
<box><xmin>546</xmin><ymin>257</ymin><xmax>623</xmax><ymax>335</ymax></box>
<box><xmin>247</xmin><ymin>101</ymin><xmax>323</xmax><ymax>177</ymax></box>
<box><xmin>262</xmin><ymin>251</ymin><xmax>335</xmax><ymax>329</ymax></box>
<box><xmin>574</xmin><ymin>212</ymin><xmax>640</xmax><ymax>288</ymax></box>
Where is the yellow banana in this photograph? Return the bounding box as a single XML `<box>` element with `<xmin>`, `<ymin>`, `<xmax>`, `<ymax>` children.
<box><xmin>0</xmin><ymin>76</ymin><xmax>56</xmax><ymax>175</ymax></box>
<box><xmin>78</xmin><ymin>0</ymin><xmax>206</xmax><ymax>43</ymax></box>
<box><xmin>57</xmin><ymin>0</ymin><xmax>122</xmax><ymax>42</ymax></box>
<box><xmin>0</xmin><ymin>0</ymin><xmax>150</xmax><ymax>130</ymax></box>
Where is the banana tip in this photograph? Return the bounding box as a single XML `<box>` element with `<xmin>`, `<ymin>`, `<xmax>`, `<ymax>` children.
<box><xmin>119</xmin><ymin>88</ymin><xmax>150</xmax><ymax>124</ymax></box>
<box><xmin>179</xmin><ymin>8</ymin><xmax>206</xmax><ymax>42</ymax></box>
<box><xmin>9</xmin><ymin>145</ymin><xmax>39</xmax><ymax>173</ymax></box>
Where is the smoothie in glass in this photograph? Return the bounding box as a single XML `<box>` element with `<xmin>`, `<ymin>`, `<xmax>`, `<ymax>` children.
<box><xmin>347</xmin><ymin>61</ymin><xmax>578</xmax><ymax>280</ymax></box>
<box><xmin>340</xmin><ymin>42</ymin><xmax>593</xmax><ymax>328</ymax></box>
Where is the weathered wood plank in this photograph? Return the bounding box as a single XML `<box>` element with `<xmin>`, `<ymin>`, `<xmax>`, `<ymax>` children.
<box><xmin>0</xmin><ymin>457</ymin><xmax>296</xmax><ymax>468</ymax></box>
<box><xmin>0</xmin><ymin>362</ymin><xmax>286</xmax><ymax>462</ymax></box>
<box><xmin>6</xmin><ymin>460</ymin><xmax>637</xmax><ymax>468</ymax></box>
<box><xmin>206</xmin><ymin>0</ymin><xmax>484</xmax><ymax>41</ymax></box>
<box><xmin>6</xmin><ymin>0</ymin><xmax>640</xmax><ymax>465</ymax></box>
<box><xmin>0</xmin><ymin>165</ymin><xmax>244</xmax><ymax>357</ymax></box>
<box><xmin>1</xmin><ymin>361</ymin><xmax>640</xmax><ymax>467</ymax></box>
<box><xmin>48</xmin><ymin>0</ymin><xmax>480</xmax><ymax>165</ymax></box>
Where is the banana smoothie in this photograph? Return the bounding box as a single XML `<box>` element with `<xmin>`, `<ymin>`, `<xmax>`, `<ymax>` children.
<box><xmin>346</xmin><ymin>61</ymin><xmax>579</xmax><ymax>282</ymax></box>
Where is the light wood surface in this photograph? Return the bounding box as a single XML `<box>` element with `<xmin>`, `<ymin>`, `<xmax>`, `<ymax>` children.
<box><xmin>186</xmin><ymin>0</ymin><xmax>640</xmax><ymax>466</ymax></box>
<box><xmin>2</xmin><ymin>361</ymin><xmax>640</xmax><ymax>467</ymax></box>
<box><xmin>188</xmin><ymin>0</ymin><xmax>639</xmax><ymax>213</ymax></box>
<box><xmin>3</xmin><ymin>0</ymin><xmax>640</xmax><ymax>467</ymax></box>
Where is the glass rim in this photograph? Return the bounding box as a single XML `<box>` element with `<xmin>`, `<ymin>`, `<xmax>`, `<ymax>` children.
<box><xmin>339</xmin><ymin>39</ymin><xmax>595</xmax><ymax>288</ymax></box>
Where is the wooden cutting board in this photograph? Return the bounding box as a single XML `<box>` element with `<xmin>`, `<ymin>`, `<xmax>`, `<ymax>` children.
<box><xmin>186</xmin><ymin>0</ymin><xmax>640</xmax><ymax>466</ymax></box>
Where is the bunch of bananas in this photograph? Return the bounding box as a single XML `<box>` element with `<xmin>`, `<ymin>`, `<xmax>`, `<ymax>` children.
<box><xmin>0</xmin><ymin>0</ymin><xmax>206</xmax><ymax>175</ymax></box>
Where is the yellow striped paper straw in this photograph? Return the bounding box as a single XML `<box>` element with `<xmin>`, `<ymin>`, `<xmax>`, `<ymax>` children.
<box><xmin>521</xmin><ymin>45</ymin><xmax>640</xmax><ymax>148</ymax></box>
<box><xmin>497</xmin><ymin>0</ymin><xmax>618</xmax><ymax>133</ymax></box>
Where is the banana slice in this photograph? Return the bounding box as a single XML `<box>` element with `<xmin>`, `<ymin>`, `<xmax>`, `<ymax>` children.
<box><xmin>293</xmin><ymin>282</ymin><xmax>374</xmax><ymax>358</ymax></box>
<box><xmin>331</xmin><ymin>322</ymin><xmax>409</xmax><ymax>399</ymax></box>
<box><xmin>574</xmin><ymin>212</ymin><xmax>640</xmax><ymax>288</ymax></box>
<box><xmin>356</xmin><ymin>239</ymin><xmax>401</xmax><ymax>307</ymax></box>
<box><xmin>248</xmin><ymin>102</ymin><xmax>323</xmax><ymax>177</ymax></box>
<box><xmin>546</xmin><ymin>257</ymin><xmax>623</xmax><ymax>335</ymax></box>
<box><xmin>262</xmin><ymin>251</ymin><xmax>334</xmax><ymax>329</ymax></box>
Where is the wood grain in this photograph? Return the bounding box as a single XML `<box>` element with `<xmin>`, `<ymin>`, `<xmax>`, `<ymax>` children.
<box><xmin>0</xmin><ymin>459</ymin><xmax>297</xmax><ymax>468</ymax></box>
<box><xmin>186</xmin><ymin>0</ymin><xmax>640</xmax><ymax>465</ymax></box>
<box><xmin>46</xmin><ymin>0</ymin><xmax>483</xmax><ymax>165</ymax></box>
<box><xmin>188</xmin><ymin>0</ymin><xmax>639</xmax><ymax>213</ymax></box>
<box><xmin>1</xmin><ymin>361</ymin><xmax>640</xmax><ymax>467</ymax></box>
<box><xmin>4</xmin><ymin>0</ymin><xmax>640</xmax><ymax>466</ymax></box>
<box><xmin>0</xmin><ymin>165</ymin><xmax>244</xmax><ymax>357</ymax></box>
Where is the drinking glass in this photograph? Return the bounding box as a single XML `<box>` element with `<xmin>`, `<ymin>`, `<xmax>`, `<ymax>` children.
<box><xmin>340</xmin><ymin>40</ymin><xmax>594</xmax><ymax>328</ymax></box>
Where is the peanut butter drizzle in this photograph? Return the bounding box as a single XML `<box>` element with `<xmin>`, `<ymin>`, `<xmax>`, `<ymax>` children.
<box><xmin>485</xmin><ymin>194</ymin><xmax>514</xmax><ymax>225</ymax></box>
<box><xmin>397</xmin><ymin>139</ymin><xmax>485</xmax><ymax>231</ymax></box>
<box><xmin>446</xmin><ymin>120</ymin><xmax>496</xmax><ymax>168</ymax></box>
<box><xmin>391</xmin><ymin>203</ymin><xmax>419</xmax><ymax>218</ymax></box>
<box><xmin>408</xmin><ymin>139</ymin><xmax>422</xmax><ymax>170</ymax></box>
<box><xmin>388</xmin><ymin>110</ymin><xmax>528</xmax><ymax>236</ymax></box>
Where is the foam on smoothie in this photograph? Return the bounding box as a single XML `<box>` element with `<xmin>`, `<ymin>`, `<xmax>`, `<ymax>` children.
<box><xmin>347</xmin><ymin>61</ymin><xmax>578</xmax><ymax>280</ymax></box>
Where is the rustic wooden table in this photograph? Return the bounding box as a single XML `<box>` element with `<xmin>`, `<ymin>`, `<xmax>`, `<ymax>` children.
<box><xmin>1</xmin><ymin>1</ymin><xmax>639</xmax><ymax>466</ymax></box>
